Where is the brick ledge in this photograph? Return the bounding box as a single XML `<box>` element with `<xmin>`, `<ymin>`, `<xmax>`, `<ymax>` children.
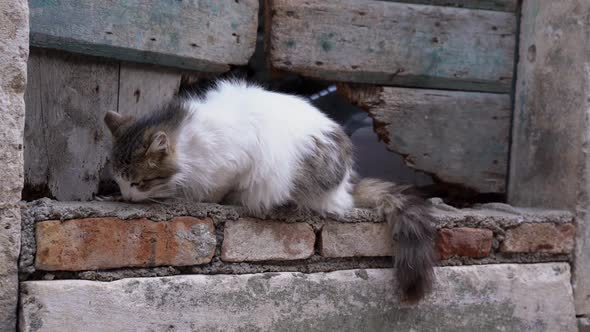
<box><xmin>20</xmin><ymin>199</ymin><xmax>575</xmax><ymax>281</ymax></box>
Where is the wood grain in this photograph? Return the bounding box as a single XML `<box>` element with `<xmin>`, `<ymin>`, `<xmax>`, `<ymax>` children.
<box><xmin>24</xmin><ymin>50</ymin><xmax>185</xmax><ymax>201</ymax></box>
<box><xmin>24</xmin><ymin>49</ymin><xmax>119</xmax><ymax>201</ymax></box>
<box><xmin>118</xmin><ymin>63</ymin><xmax>181</xmax><ymax>117</ymax></box>
<box><xmin>29</xmin><ymin>0</ymin><xmax>259</xmax><ymax>72</ymax></box>
<box><xmin>348</xmin><ymin>86</ymin><xmax>510</xmax><ymax>193</ymax></box>
<box><xmin>23</xmin><ymin>52</ymin><xmax>50</xmax><ymax>198</ymax></box>
<box><xmin>269</xmin><ymin>0</ymin><xmax>516</xmax><ymax>92</ymax></box>
<box><xmin>384</xmin><ymin>0</ymin><xmax>517</xmax><ymax>12</ymax></box>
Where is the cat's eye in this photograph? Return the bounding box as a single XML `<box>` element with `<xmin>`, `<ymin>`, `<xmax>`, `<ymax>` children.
<box><xmin>130</xmin><ymin>177</ymin><xmax>168</xmax><ymax>188</ymax></box>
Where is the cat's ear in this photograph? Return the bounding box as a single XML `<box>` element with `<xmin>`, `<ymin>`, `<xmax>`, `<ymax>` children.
<box><xmin>146</xmin><ymin>131</ymin><xmax>170</xmax><ymax>157</ymax></box>
<box><xmin>104</xmin><ymin>111</ymin><xmax>134</xmax><ymax>137</ymax></box>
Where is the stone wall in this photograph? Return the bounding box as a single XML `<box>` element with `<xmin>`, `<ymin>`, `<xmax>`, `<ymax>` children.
<box><xmin>0</xmin><ymin>0</ymin><xmax>28</xmax><ymax>330</ymax></box>
<box><xmin>18</xmin><ymin>200</ymin><xmax>579</xmax><ymax>330</ymax></box>
<box><xmin>19</xmin><ymin>200</ymin><xmax>575</xmax><ymax>281</ymax></box>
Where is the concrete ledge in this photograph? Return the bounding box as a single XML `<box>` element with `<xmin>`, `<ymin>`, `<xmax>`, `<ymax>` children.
<box><xmin>19</xmin><ymin>199</ymin><xmax>575</xmax><ymax>281</ymax></box>
<box><xmin>20</xmin><ymin>264</ymin><xmax>576</xmax><ymax>331</ymax></box>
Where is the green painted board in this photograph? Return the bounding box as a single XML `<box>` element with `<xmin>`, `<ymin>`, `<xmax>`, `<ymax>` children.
<box><xmin>269</xmin><ymin>0</ymin><xmax>516</xmax><ymax>92</ymax></box>
<box><xmin>29</xmin><ymin>0</ymin><xmax>259</xmax><ymax>72</ymax></box>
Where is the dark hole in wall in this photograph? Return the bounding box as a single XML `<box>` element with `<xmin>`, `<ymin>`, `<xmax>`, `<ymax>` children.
<box><xmin>21</xmin><ymin>183</ymin><xmax>54</xmax><ymax>202</ymax></box>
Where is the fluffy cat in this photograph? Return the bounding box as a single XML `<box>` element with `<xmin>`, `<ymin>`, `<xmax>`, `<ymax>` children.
<box><xmin>104</xmin><ymin>79</ymin><xmax>436</xmax><ymax>302</ymax></box>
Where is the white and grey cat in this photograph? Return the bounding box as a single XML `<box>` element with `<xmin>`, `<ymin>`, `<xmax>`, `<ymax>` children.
<box><xmin>104</xmin><ymin>79</ymin><xmax>436</xmax><ymax>302</ymax></box>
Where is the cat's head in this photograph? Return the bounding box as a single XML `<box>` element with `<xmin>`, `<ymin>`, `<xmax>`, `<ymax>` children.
<box><xmin>104</xmin><ymin>111</ymin><xmax>179</xmax><ymax>202</ymax></box>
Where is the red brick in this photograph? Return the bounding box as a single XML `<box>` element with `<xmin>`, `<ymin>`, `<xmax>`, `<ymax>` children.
<box><xmin>437</xmin><ymin>227</ymin><xmax>493</xmax><ymax>259</ymax></box>
<box><xmin>500</xmin><ymin>223</ymin><xmax>575</xmax><ymax>254</ymax></box>
<box><xmin>319</xmin><ymin>223</ymin><xmax>393</xmax><ymax>258</ymax></box>
<box><xmin>221</xmin><ymin>219</ymin><xmax>315</xmax><ymax>262</ymax></box>
<box><xmin>35</xmin><ymin>217</ymin><xmax>216</xmax><ymax>271</ymax></box>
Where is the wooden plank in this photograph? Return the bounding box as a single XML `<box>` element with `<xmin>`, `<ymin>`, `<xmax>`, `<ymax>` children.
<box><xmin>23</xmin><ymin>52</ymin><xmax>50</xmax><ymax>199</ymax></box>
<box><xmin>268</xmin><ymin>0</ymin><xmax>516</xmax><ymax>93</ymax></box>
<box><xmin>24</xmin><ymin>51</ymin><xmax>186</xmax><ymax>201</ymax></box>
<box><xmin>381</xmin><ymin>0</ymin><xmax>517</xmax><ymax>12</ymax></box>
<box><xmin>24</xmin><ymin>49</ymin><xmax>119</xmax><ymax>201</ymax></box>
<box><xmin>117</xmin><ymin>63</ymin><xmax>181</xmax><ymax>117</ymax></box>
<box><xmin>343</xmin><ymin>86</ymin><xmax>510</xmax><ymax>193</ymax></box>
<box><xmin>29</xmin><ymin>0</ymin><xmax>259</xmax><ymax>72</ymax></box>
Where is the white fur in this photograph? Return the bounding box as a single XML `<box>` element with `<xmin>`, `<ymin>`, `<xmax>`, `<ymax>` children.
<box><xmin>171</xmin><ymin>80</ymin><xmax>354</xmax><ymax>215</ymax></box>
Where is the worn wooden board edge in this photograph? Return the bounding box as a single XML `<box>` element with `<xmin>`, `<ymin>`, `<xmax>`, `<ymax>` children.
<box><xmin>267</xmin><ymin>0</ymin><xmax>516</xmax><ymax>93</ymax></box>
<box><xmin>30</xmin><ymin>33</ymin><xmax>230</xmax><ymax>73</ymax></box>
<box><xmin>338</xmin><ymin>84</ymin><xmax>510</xmax><ymax>193</ymax></box>
<box><xmin>377</xmin><ymin>0</ymin><xmax>517</xmax><ymax>12</ymax></box>
<box><xmin>279</xmin><ymin>66</ymin><xmax>512</xmax><ymax>93</ymax></box>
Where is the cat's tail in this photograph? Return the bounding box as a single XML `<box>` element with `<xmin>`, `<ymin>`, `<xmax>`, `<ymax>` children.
<box><xmin>353</xmin><ymin>178</ymin><xmax>436</xmax><ymax>302</ymax></box>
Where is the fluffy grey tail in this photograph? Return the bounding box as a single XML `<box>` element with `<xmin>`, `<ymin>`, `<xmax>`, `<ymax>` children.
<box><xmin>353</xmin><ymin>178</ymin><xmax>436</xmax><ymax>302</ymax></box>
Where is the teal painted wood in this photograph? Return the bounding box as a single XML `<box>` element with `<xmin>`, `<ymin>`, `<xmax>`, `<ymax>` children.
<box><xmin>380</xmin><ymin>0</ymin><xmax>517</xmax><ymax>12</ymax></box>
<box><xmin>269</xmin><ymin>0</ymin><xmax>516</xmax><ymax>93</ymax></box>
<box><xmin>29</xmin><ymin>0</ymin><xmax>259</xmax><ymax>72</ymax></box>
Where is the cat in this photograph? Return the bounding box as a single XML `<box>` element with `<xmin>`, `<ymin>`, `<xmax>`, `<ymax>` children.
<box><xmin>104</xmin><ymin>79</ymin><xmax>436</xmax><ymax>302</ymax></box>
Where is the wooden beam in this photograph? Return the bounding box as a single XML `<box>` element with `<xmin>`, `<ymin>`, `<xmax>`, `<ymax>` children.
<box><xmin>29</xmin><ymin>0</ymin><xmax>259</xmax><ymax>72</ymax></box>
<box><xmin>268</xmin><ymin>0</ymin><xmax>516</xmax><ymax>93</ymax></box>
<box><xmin>382</xmin><ymin>0</ymin><xmax>517</xmax><ymax>12</ymax></box>
<box><xmin>342</xmin><ymin>85</ymin><xmax>510</xmax><ymax>193</ymax></box>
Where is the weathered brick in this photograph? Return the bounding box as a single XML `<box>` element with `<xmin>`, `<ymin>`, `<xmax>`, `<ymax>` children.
<box><xmin>221</xmin><ymin>219</ymin><xmax>315</xmax><ymax>262</ymax></box>
<box><xmin>500</xmin><ymin>223</ymin><xmax>575</xmax><ymax>254</ymax></box>
<box><xmin>36</xmin><ymin>217</ymin><xmax>216</xmax><ymax>271</ymax></box>
<box><xmin>320</xmin><ymin>223</ymin><xmax>393</xmax><ymax>258</ymax></box>
<box><xmin>437</xmin><ymin>228</ymin><xmax>493</xmax><ymax>259</ymax></box>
